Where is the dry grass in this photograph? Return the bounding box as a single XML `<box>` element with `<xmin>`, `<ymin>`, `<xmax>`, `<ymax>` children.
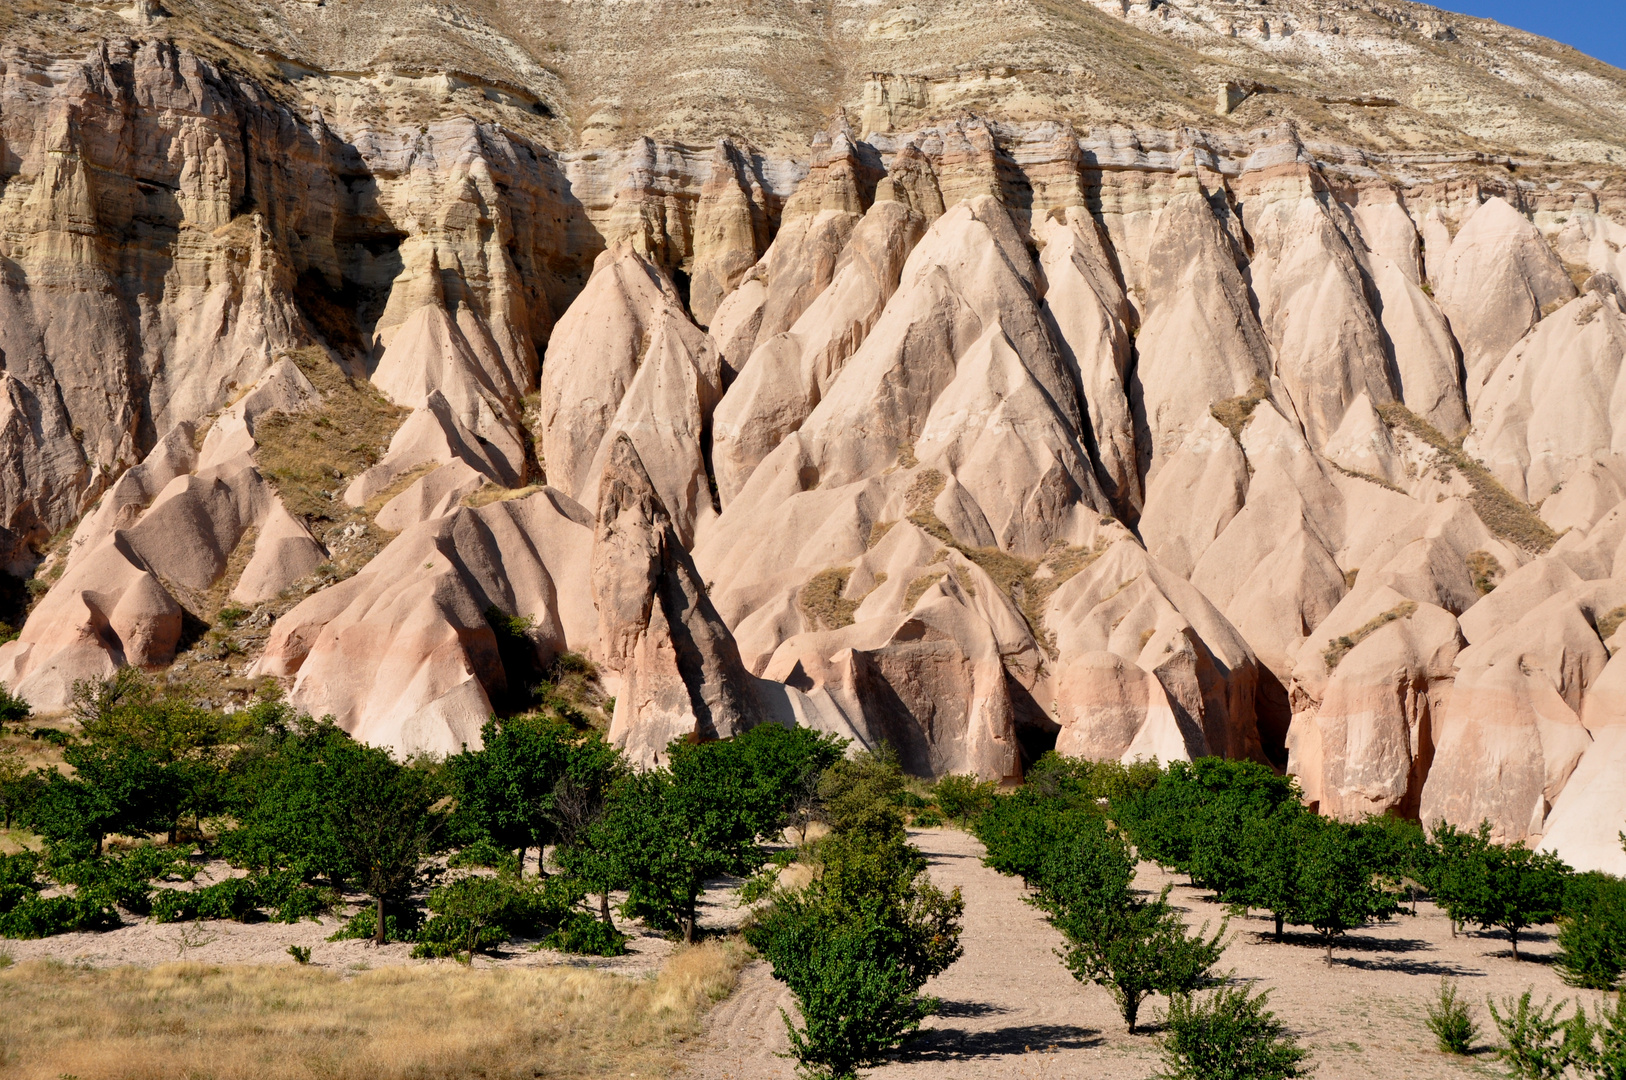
<box><xmin>1323</xmin><ymin>601</ymin><xmax>1417</xmax><ymax>670</ymax></box>
<box><xmin>1466</xmin><ymin>549</ymin><xmax>1504</xmax><ymax>596</ymax></box>
<box><xmin>1375</xmin><ymin>402</ymin><xmax>1558</xmax><ymax>554</ymax></box>
<box><xmin>1597</xmin><ymin>605</ymin><xmax>1626</xmax><ymax>646</ymax></box>
<box><xmin>0</xmin><ymin>940</ymin><xmax>748</xmax><ymax>1080</ymax></box>
<box><xmin>466</xmin><ymin>483</ymin><xmax>544</xmax><ymax>509</ymax></box>
<box><xmin>1209</xmin><ymin>377</ymin><xmax>1272</xmax><ymax>441</ymax></box>
<box><xmin>1329</xmin><ymin>461</ymin><xmax>1407</xmax><ymax>495</ymax></box>
<box><xmin>901</xmin><ymin>468</ymin><xmax>1104</xmax><ymax>653</ymax></box>
<box><xmin>251</xmin><ymin>348</ymin><xmax>409</xmax><ymax>528</ymax></box>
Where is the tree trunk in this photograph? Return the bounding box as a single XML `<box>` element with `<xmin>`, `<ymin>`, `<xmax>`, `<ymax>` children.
<box><xmin>1125</xmin><ymin>996</ymin><xmax>1140</xmax><ymax>1035</ymax></box>
<box><xmin>518</xmin><ymin>847</ymin><xmax>527</xmax><ymax>878</ymax></box>
<box><xmin>1324</xmin><ymin>938</ymin><xmax>1334</xmax><ymax>967</ymax></box>
<box><xmin>374</xmin><ymin>895</ymin><xmax>386</xmax><ymax>946</ymax></box>
<box><xmin>95</xmin><ymin>834</ymin><xmax>104</xmax><ymax>857</ymax></box>
<box><xmin>1274</xmin><ymin>914</ymin><xmax>1284</xmax><ymax>941</ymax></box>
<box><xmin>1509</xmin><ymin>928</ymin><xmax>1519</xmax><ymax>962</ymax></box>
<box><xmin>682</xmin><ymin>914</ymin><xmax>694</xmax><ymax>944</ymax></box>
<box><xmin>599</xmin><ymin>891</ymin><xmax>615</xmax><ymax>930</ymax></box>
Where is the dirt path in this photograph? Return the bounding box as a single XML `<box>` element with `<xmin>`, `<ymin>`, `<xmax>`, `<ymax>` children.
<box><xmin>680</xmin><ymin>827</ymin><xmax>1609</xmax><ymax>1080</ymax></box>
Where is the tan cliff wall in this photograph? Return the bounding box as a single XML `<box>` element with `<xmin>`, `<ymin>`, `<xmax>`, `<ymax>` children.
<box><xmin>4</xmin><ymin>24</ymin><xmax>1626</xmax><ymax>876</ymax></box>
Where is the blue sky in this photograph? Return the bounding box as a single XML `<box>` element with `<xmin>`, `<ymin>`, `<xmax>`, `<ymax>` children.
<box><xmin>1440</xmin><ymin>4</ymin><xmax>1626</xmax><ymax>70</ymax></box>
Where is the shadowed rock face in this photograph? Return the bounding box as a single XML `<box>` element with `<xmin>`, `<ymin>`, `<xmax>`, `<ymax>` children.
<box><xmin>593</xmin><ymin>435</ymin><xmax>764</xmax><ymax>766</ymax></box>
<box><xmin>7</xmin><ymin>7</ymin><xmax>1626</xmax><ymax>873</ymax></box>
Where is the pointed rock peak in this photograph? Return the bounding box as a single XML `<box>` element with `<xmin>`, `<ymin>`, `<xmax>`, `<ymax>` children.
<box><xmin>875</xmin><ymin>142</ymin><xmax>945</xmax><ymax>221</ymax></box>
<box><xmin>596</xmin><ymin>433</ymin><xmax>671</xmax><ymax>536</ymax></box>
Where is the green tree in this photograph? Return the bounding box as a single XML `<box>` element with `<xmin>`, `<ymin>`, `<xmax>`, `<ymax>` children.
<box><xmin>327</xmin><ymin>744</ymin><xmax>440</xmax><ymax>945</ymax></box>
<box><xmin>607</xmin><ymin>738</ymin><xmax>763</xmax><ymax>942</ymax></box>
<box><xmin>1238</xmin><ymin>801</ymin><xmax>1311</xmax><ymax>941</ymax></box>
<box><xmin>748</xmin><ymin>808</ymin><xmax>963</xmax><ymax>1078</ymax></box>
<box><xmin>1291</xmin><ymin>817</ymin><xmax>1399</xmax><ymax>965</ymax></box>
<box><xmin>1434</xmin><ymin>823</ymin><xmax>1570</xmax><ymax>962</ymax></box>
<box><xmin>1158</xmin><ymin>984</ymin><xmax>1311</xmax><ymax>1080</ymax></box>
<box><xmin>217</xmin><ymin>713</ymin><xmax>360</xmax><ymax>883</ymax></box>
<box><xmin>447</xmin><ymin>714</ymin><xmax>598</xmax><ymax>873</ymax></box>
<box><xmin>819</xmin><ymin>745</ymin><xmax>909</xmax><ymax>838</ymax></box>
<box><xmin>1558</xmin><ymin>874</ymin><xmax>1626</xmax><ymax>990</ymax></box>
<box><xmin>1055</xmin><ymin>889</ymin><xmax>1228</xmax><ymax>1033</ymax></box>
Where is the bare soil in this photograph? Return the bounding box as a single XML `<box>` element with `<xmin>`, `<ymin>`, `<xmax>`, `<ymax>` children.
<box><xmin>0</xmin><ymin>863</ymin><xmax>749</xmax><ymax>978</ymax></box>
<box><xmin>680</xmin><ymin>827</ymin><xmax>1611</xmax><ymax>1080</ymax></box>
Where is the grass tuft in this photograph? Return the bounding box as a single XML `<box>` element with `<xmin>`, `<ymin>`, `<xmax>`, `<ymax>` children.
<box><xmin>1596</xmin><ymin>605</ymin><xmax>1626</xmax><ymax>647</ymax></box>
<box><xmin>1374</xmin><ymin>403</ymin><xmax>1558</xmax><ymax>554</ymax></box>
<box><xmin>1210</xmin><ymin>377</ymin><xmax>1272</xmax><ymax>441</ymax></box>
<box><xmin>1466</xmin><ymin>550</ymin><xmax>1504</xmax><ymax>597</ymax></box>
<box><xmin>1323</xmin><ymin>601</ymin><xmax>1418</xmax><ymax>670</ymax></box>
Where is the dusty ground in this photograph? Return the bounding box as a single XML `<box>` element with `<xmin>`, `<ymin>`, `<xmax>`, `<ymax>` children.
<box><xmin>681</xmin><ymin>827</ymin><xmax>1612</xmax><ymax>1080</ymax></box>
<box><xmin>0</xmin><ymin>864</ymin><xmax>751</xmax><ymax>978</ymax></box>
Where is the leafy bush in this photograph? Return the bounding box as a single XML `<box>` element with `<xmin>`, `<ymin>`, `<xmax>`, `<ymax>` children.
<box><xmin>1425</xmin><ymin>978</ymin><xmax>1479</xmax><ymax>1054</ymax></box>
<box><xmin>326</xmin><ymin>902</ymin><xmax>423</xmax><ymax>944</ymax></box>
<box><xmin>909</xmin><ymin>809</ymin><xmax>944</xmax><ymax>828</ymax></box>
<box><xmin>151</xmin><ymin>877</ymin><xmax>264</xmax><ymax>923</ymax></box>
<box><xmin>0</xmin><ymin>681</ymin><xmax>29</xmax><ymax>724</ymax></box>
<box><xmin>932</xmin><ymin>774</ymin><xmax>996</xmax><ymax>823</ymax></box>
<box><xmin>0</xmin><ymin>892</ymin><xmax>120</xmax><ymax>938</ymax></box>
<box><xmin>287</xmin><ymin>944</ymin><xmax>311</xmax><ymax>964</ymax></box>
<box><xmin>544</xmin><ymin>911</ymin><xmax>628</xmax><ymax>956</ymax></box>
<box><xmin>1487</xmin><ymin>990</ymin><xmax>1592</xmax><ymax>1079</ymax></box>
<box><xmin>413</xmin><ymin>873</ymin><xmax>580</xmax><ymax>960</ymax></box>
<box><xmin>1558</xmin><ymin>874</ymin><xmax>1626</xmax><ymax>991</ymax></box>
<box><xmin>1580</xmin><ymin>993</ymin><xmax>1626</xmax><ymax>1080</ymax></box>
<box><xmin>1158</xmin><ymin>985</ymin><xmax>1311</xmax><ymax>1080</ymax></box>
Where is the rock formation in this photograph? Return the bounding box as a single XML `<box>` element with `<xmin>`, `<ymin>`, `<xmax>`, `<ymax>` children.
<box><xmin>3</xmin><ymin>0</ymin><xmax>1626</xmax><ymax>874</ymax></box>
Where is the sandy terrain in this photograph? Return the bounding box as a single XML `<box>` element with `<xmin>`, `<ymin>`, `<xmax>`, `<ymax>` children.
<box><xmin>681</xmin><ymin>827</ymin><xmax>1612</xmax><ymax>1080</ymax></box>
<box><xmin>0</xmin><ymin>863</ymin><xmax>751</xmax><ymax>979</ymax></box>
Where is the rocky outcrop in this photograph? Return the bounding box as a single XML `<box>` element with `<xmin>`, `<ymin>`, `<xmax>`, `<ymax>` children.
<box><xmin>255</xmin><ymin>487</ymin><xmax>598</xmax><ymax>755</ymax></box>
<box><xmin>5</xmin><ymin>18</ymin><xmax>1626</xmax><ymax>872</ymax></box>
<box><xmin>0</xmin><ymin>361</ymin><xmax>324</xmax><ymax>708</ymax></box>
<box><xmin>592</xmin><ymin>436</ymin><xmax>766</xmax><ymax>766</ymax></box>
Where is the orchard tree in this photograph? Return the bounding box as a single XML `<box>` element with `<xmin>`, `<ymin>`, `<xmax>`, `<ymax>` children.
<box><xmin>327</xmin><ymin>744</ymin><xmax>440</xmax><ymax>945</ymax></box>
<box><xmin>1239</xmin><ymin>801</ymin><xmax>1312</xmax><ymax>941</ymax></box>
<box><xmin>1292</xmin><ymin>817</ymin><xmax>1399</xmax><ymax>965</ymax></box>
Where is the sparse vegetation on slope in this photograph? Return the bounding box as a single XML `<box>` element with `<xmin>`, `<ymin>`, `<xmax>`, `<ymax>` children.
<box><xmin>1210</xmin><ymin>378</ymin><xmax>1273</xmax><ymax>442</ymax></box>
<box><xmin>903</xmin><ymin>469</ymin><xmax>1107</xmax><ymax>653</ymax></box>
<box><xmin>1375</xmin><ymin>402</ymin><xmax>1559</xmax><ymax>554</ymax></box>
<box><xmin>1322</xmin><ymin>601</ymin><xmax>1418</xmax><ymax>670</ymax></box>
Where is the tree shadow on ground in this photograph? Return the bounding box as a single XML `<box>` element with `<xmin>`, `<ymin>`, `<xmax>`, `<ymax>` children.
<box><xmin>934</xmin><ymin>999</ymin><xmax>1010</xmax><ymax>1018</ymax></box>
<box><xmin>1337</xmin><ymin>955</ymin><xmax>1481</xmax><ymax>976</ymax></box>
<box><xmin>905</xmin><ymin>1023</ymin><xmax>1104</xmax><ymax>1060</ymax></box>
<box><xmin>1251</xmin><ymin>929</ymin><xmax>1434</xmax><ymax>954</ymax></box>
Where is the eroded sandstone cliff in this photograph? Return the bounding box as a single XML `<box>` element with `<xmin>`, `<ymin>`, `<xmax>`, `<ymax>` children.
<box><xmin>4</xmin><ymin>0</ymin><xmax>1626</xmax><ymax>874</ymax></box>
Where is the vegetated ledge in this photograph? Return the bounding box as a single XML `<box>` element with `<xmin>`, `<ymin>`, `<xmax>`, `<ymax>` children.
<box><xmin>1373</xmin><ymin>402</ymin><xmax>1559</xmax><ymax>555</ymax></box>
<box><xmin>1323</xmin><ymin>601</ymin><xmax>1418</xmax><ymax>671</ymax></box>
<box><xmin>1209</xmin><ymin>377</ymin><xmax>1272</xmax><ymax>443</ymax></box>
<box><xmin>902</xmin><ymin>469</ymin><xmax>1108</xmax><ymax>656</ymax></box>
